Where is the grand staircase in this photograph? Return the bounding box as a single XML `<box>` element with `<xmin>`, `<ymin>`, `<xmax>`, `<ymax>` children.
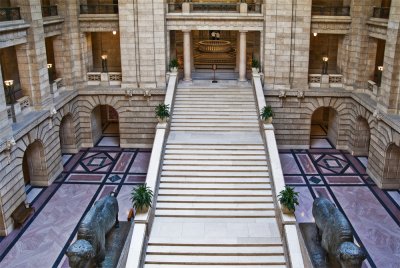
<box><xmin>143</xmin><ymin>83</ymin><xmax>287</xmax><ymax>267</ymax></box>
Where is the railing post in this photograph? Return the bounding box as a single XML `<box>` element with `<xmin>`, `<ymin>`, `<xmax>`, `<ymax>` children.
<box><xmin>182</xmin><ymin>2</ymin><xmax>190</xmax><ymax>13</ymax></box>
<box><xmin>240</xmin><ymin>3</ymin><xmax>247</xmax><ymax>14</ymax></box>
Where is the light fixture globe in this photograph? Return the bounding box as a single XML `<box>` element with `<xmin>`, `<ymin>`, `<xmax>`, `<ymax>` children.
<box><xmin>322</xmin><ymin>57</ymin><xmax>329</xmax><ymax>62</ymax></box>
<box><xmin>378</xmin><ymin>66</ymin><xmax>383</xmax><ymax>71</ymax></box>
<box><xmin>4</xmin><ymin>80</ymin><xmax>14</xmax><ymax>87</ymax></box>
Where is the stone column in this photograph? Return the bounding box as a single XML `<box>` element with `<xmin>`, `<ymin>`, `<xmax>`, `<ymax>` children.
<box><xmin>235</xmin><ymin>32</ymin><xmax>240</xmax><ymax>72</ymax></box>
<box><xmin>12</xmin><ymin>0</ymin><xmax>51</xmax><ymax>109</ymax></box>
<box><xmin>378</xmin><ymin>1</ymin><xmax>400</xmax><ymax>114</ymax></box>
<box><xmin>238</xmin><ymin>30</ymin><xmax>247</xmax><ymax>82</ymax></box>
<box><xmin>0</xmin><ymin>62</ymin><xmax>12</xmax><ymax>141</ymax></box>
<box><xmin>183</xmin><ymin>30</ymin><xmax>192</xmax><ymax>82</ymax></box>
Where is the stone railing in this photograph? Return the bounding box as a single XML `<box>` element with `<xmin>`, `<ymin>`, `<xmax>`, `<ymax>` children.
<box><xmin>252</xmin><ymin>73</ymin><xmax>306</xmax><ymax>268</ymax></box>
<box><xmin>0</xmin><ymin>7</ymin><xmax>21</xmax><ymax>22</ymax></box>
<box><xmin>87</xmin><ymin>72</ymin><xmax>122</xmax><ymax>86</ymax></box>
<box><xmin>41</xmin><ymin>5</ymin><xmax>58</xmax><ymax>17</ymax></box>
<box><xmin>312</xmin><ymin>6</ymin><xmax>350</xmax><ymax>16</ymax></box>
<box><xmin>309</xmin><ymin>74</ymin><xmax>343</xmax><ymax>88</ymax></box>
<box><xmin>198</xmin><ymin>40</ymin><xmax>231</xmax><ymax>53</ymax></box>
<box><xmin>167</xmin><ymin>2</ymin><xmax>260</xmax><ymax>14</ymax></box>
<box><xmin>124</xmin><ymin>73</ymin><xmax>178</xmax><ymax>268</ymax></box>
<box><xmin>372</xmin><ymin>7</ymin><xmax>390</xmax><ymax>19</ymax></box>
<box><xmin>367</xmin><ymin>80</ymin><xmax>380</xmax><ymax>99</ymax></box>
<box><xmin>6</xmin><ymin>96</ymin><xmax>31</xmax><ymax>120</ymax></box>
<box><xmin>80</xmin><ymin>4</ymin><xmax>118</xmax><ymax>14</ymax></box>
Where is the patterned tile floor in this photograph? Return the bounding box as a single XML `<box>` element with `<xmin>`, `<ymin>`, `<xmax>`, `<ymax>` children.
<box><xmin>0</xmin><ymin>136</ymin><xmax>149</xmax><ymax>268</ymax></box>
<box><xmin>280</xmin><ymin>136</ymin><xmax>400</xmax><ymax>268</ymax></box>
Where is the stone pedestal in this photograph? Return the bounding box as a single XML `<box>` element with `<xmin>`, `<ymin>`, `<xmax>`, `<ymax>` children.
<box><xmin>183</xmin><ymin>30</ymin><xmax>192</xmax><ymax>82</ymax></box>
<box><xmin>321</xmin><ymin>75</ymin><xmax>329</xmax><ymax>88</ymax></box>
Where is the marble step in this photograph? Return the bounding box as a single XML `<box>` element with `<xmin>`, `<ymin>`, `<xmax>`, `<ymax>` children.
<box><xmin>163</xmin><ymin>154</ymin><xmax>267</xmax><ymax>160</ymax></box>
<box><xmin>173</xmin><ymin>107</ymin><xmax>257</xmax><ymax>111</ymax></box>
<box><xmin>162</xmin><ymin>165</ymin><xmax>268</xmax><ymax>172</ymax></box>
<box><xmin>156</xmin><ymin>195</ymin><xmax>274</xmax><ymax>203</ymax></box>
<box><xmin>171</xmin><ymin>119</ymin><xmax>258</xmax><ymax>123</ymax></box>
<box><xmin>156</xmin><ymin>203</ymin><xmax>275</xmax><ymax>210</ymax></box>
<box><xmin>159</xmin><ymin>183</ymin><xmax>271</xmax><ymax>190</ymax></box>
<box><xmin>175</xmin><ymin>97</ymin><xmax>254</xmax><ymax>101</ymax></box>
<box><xmin>161</xmin><ymin>171</ymin><xmax>269</xmax><ymax>178</ymax></box>
<box><xmin>174</xmin><ymin>100</ymin><xmax>255</xmax><ymax>104</ymax></box>
<box><xmin>148</xmin><ymin>236</ymin><xmax>283</xmax><ymax>246</ymax></box>
<box><xmin>169</xmin><ymin>127</ymin><xmax>259</xmax><ymax>132</ymax></box>
<box><xmin>146</xmin><ymin>245</ymin><xmax>284</xmax><ymax>255</ymax></box>
<box><xmin>172</xmin><ymin>115</ymin><xmax>258</xmax><ymax>119</ymax></box>
<box><xmin>165</xmin><ymin>144</ymin><xmax>265</xmax><ymax>150</ymax></box>
<box><xmin>154</xmin><ymin>209</ymin><xmax>276</xmax><ymax>218</ymax></box>
<box><xmin>170</xmin><ymin>122</ymin><xmax>258</xmax><ymax>126</ymax></box>
<box><xmin>160</xmin><ymin>177</ymin><xmax>270</xmax><ymax>184</ymax></box>
<box><xmin>145</xmin><ymin>265</ymin><xmax>286</xmax><ymax>268</ymax></box>
<box><xmin>172</xmin><ymin>111</ymin><xmax>256</xmax><ymax>115</ymax></box>
<box><xmin>164</xmin><ymin>149</ymin><xmax>265</xmax><ymax>155</ymax></box>
<box><xmin>158</xmin><ymin>189</ymin><xmax>272</xmax><ymax>196</ymax></box>
<box><xmin>163</xmin><ymin>160</ymin><xmax>268</xmax><ymax>166</ymax></box>
<box><xmin>145</xmin><ymin>254</ymin><xmax>286</xmax><ymax>265</ymax></box>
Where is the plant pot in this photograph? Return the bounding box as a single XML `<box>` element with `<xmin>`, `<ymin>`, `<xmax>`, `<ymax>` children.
<box><xmin>135</xmin><ymin>206</ymin><xmax>149</xmax><ymax>214</ymax></box>
<box><xmin>281</xmin><ymin>204</ymin><xmax>294</xmax><ymax>214</ymax></box>
<box><xmin>157</xmin><ymin>117</ymin><xmax>169</xmax><ymax>123</ymax></box>
<box><xmin>170</xmin><ymin>67</ymin><xmax>178</xmax><ymax>73</ymax></box>
<box><xmin>252</xmin><ymin>67</ymin><xmax>259</xmax><ymax>74</ymax></box>
<box><xmin>263</xmin><ymin>117</ymin><xmax>273</xmax><ymax>124</ymax></box>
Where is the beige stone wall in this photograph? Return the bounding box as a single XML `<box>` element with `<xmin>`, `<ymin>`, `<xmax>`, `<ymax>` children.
<box><xmin>309</xmin><ymin>34</ymin><xmax>339</xmax><ymax>73</ymax></box>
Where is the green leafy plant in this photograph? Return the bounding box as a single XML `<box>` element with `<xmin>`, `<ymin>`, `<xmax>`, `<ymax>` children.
<box><xmin>155</xmin><ymin>103</ymin><xmax>170</xmax><ymax>121</ymax></box>
<box><xmin>252</xmin><ymin>58</ymin><xmax>260</xmax><ymax>69</ymax></box>
<box><xmin>169</xmin><ymin>58</ymin><xmax>179</xmax><ymax>68</ymax></box>
<box><xmin>130</xmin><ymin>184</ymin><xmax>153</xmax><ymax>213</ymax></box>
<box><xmin>260</xmin><ymin>105</ymin><xmax>273</xmax><ymax>120</ymax></box>
<box><xmin>277</xmin><ymin>186</ymin><xmax>299</xmax><ymax>213</ymax></box>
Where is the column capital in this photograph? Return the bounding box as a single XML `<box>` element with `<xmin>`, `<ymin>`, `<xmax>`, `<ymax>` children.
<box><xmin>239</xmin><ymin>30</ymin><xmax>248</xmax><ymax>33</ymax></box>
<box><xmin>182</xmin><ymin>29</ymin><xmax>191</xmax><ymax>33</ymax></box>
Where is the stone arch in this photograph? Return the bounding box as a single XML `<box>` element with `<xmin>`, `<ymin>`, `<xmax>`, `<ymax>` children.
<box><xmin>310</xmin><ymin>106</ymin><xmax>339</xmax><ymax>148</ymax></box>
<box><xmin>90</xmin><ymin>104</ymin><xmax>120</xmax><ymax>146</ymax></box>
<box><xmin>59</xmin><ymin>114</ymin><xmax>78</xmax><ymax>153</ymax></box>
<box><xmin>382</xmin><ymin>143</ymin><xmax>400</xmax><ymax>188</ymax></box>
<box><xmin>351</xmin><ymin>116</ymin><xmax>371</xmax><ymax>156</ymax></box>
<box><xmin>22</xmin><ymin>140</ymin><xmax>48</xmax><ymax>186</ymax></box>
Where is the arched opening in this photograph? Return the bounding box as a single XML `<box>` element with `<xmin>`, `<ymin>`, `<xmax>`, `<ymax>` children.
<box><xmin>383</xmin><ymin>144</ymin><xmax>400</xmax><ymax>183</ymax></box>
<box><xmin>351</xmin><ymin>117</ymin><xmax>370</xmax><ymax>157</ymax></box>
<box><xmin>22</xmin><ymin>141</ymin><xmax>48</xmax><ymax>186</ymax></box>
<box><xmin>91</xmin><ymin>105</ymin><xmax>120</xmax><ymax>146</ymax></box>
<box><xmin>310</xmin><ymin>107</ymin><xmax>339</xmax><ymax>148</ymax></box>
<box><xmin>59</xmin><ymin>114</ymin><xmax>77</xmax><ymax>153</ymax></box>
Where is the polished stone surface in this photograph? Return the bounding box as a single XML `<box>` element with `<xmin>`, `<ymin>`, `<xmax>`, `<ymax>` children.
<box><xmin>280</xmin><ymin>137</ymin><xmax>400</xmax><ymax>268</ymax></box>
<box><xmin>0</xmin><ymin>146</ymin><xmax>149</xmax><ymax>268</ymax></box>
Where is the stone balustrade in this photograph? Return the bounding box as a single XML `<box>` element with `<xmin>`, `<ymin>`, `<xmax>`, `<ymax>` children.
<box><xmin>309</xmin><ymin>74</ymin><xmax>343</xmax><ymax>88</ymax></box>
<box><xmin>87</xmin><ymin>72</ymin><xmax>122</xmax><ymax>86</ymax></box>
<box><xmin>0</xmin><ymin>7</ymin><xmax>21</xmax><ymax>22</ymax></box>
<box><xmin>167</xmin><ymin>2</ymin><xmax>261</xmax><ymax>14</ymax></box>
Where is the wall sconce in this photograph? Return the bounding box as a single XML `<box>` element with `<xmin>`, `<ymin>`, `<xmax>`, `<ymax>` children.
<box><xmin>101</xmin><ymin>54</ymin><xmax>108</xmax><ymax>73</ymax></box>
<box><xmin>4</xmin><ymin>80</ymin><xmax>16</xmax><ymax>123</ymax></box>
<box><xmin>377</xmin><ymin>66</ymin><xmax>383</xmax><ymax>87</ymax></box>
<box><xmin>47</xmin><ymin>63</ymin><xmax>52</xmax><ymax>69</ymax></box>
<box><xmin>112</xmin><ymin>30</ymin><xmax>117</xmax><ymax>35</ymax></box>
<box><xmin>47</xmin><ymin>63</ymin><xmax>53</xmax><ymax>83</ymax></box>
<box><xmin>4</xmin><ymin>137</ymin><xmax>16</xmax><ymax>164</ymax></box>
<box><xmin>322</xmin><ymin>57</ymin><xmax>329</xmax><ymax>75</ymax></box>
<box><xmin>313</xmin><ymin>32</ymin><xmax>318</xmax><ymax>37</ymax></box>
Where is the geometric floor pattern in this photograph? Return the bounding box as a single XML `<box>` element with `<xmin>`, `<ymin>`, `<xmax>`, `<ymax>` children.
<box><xmin>0</xmin><ymin>140</ymin><xmax>150</xmax><ymax>267</ymax></box>
<box><xmin>280</xmin><ymin>138</ymin><xmax>400</xmax><ymax>268</ymax></box>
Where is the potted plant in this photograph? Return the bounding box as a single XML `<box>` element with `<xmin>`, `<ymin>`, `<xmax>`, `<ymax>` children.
<box><xmin>130</xmin><ymin>184</ymin><xmax>153</xmax><ymax>214</ymax></box>
<box><xmin>277</xmin><ymin>186</ymin><xmax>299</xmax><ymax>214</ymax></box>
<box><xmin>155</xmin><ymin>103</ymin><xmax>170</xmax><ymax>123</ymax></box>
<box><xmin>252</xmin><ymin>58</ymin><xmax>260</xmax><ymax>73</ymax></box>
<box><xmin>169</xmin><ymin>58</ymin><xmax>179</xmax><ymax>72</ymax></box>
<box><xmin>260</xmin><ymin>105</ymin><xmax>273</xmax><ymax>124</ymax></box>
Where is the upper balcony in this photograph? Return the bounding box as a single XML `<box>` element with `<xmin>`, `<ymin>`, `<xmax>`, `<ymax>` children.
<box><xmin>41</xmin><ymin>5</ymin><xmax>64</xmax><ymax>37</ymax></box>
<box><xmin>0</xmin><ymin>6</ymin><xmax>29</xmax><ymax>49</ymax></box>
<box><xmin>79</xmin><ymin>4</ymin><xmax>119</xmax><ymax>32</ymax></box>
<box><xmin>167</xmin><ymin>1</ymin><xmax>262</xmax><ymax>15</ymax></box>
<box><xmin>311</xmin><ymin>6</ymin><xmax>351</xmax><ymax>35</ymax></box>
<box><xmin>367</xmin><ymin>7</ymin><xmax>390</xmax><ymax>40</ymax></box>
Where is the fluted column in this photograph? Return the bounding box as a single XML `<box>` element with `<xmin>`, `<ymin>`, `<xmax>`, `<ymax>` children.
<box><xmin>183</xmin><ymin>30</ymin><xmax>192</xmax><ymax>82</ymax></box>
<box><xmin>238</xmin><ymin>30</ymin><xmax>247</xmax><ymax>82</ymax></box>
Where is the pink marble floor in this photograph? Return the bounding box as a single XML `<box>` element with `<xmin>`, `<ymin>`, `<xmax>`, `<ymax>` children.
<box><xmin>0</xmin><ymin>146</ymin><xmax>150</xmax><ymax>267</ymax></box>
<box><xmin>280</xmin><ymin>140</ymin><xmax>400</xmax><ymax>267</ymax></box>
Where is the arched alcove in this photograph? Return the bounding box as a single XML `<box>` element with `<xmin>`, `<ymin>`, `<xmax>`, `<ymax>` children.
<box><xmin>351</xmin><ymin>116</ymin><xmax>370</xmax><ymax>157</ymax></box>
<box><xmin>383</xmin><ymin>144</ymin><xmax>400</xmax><ymax>182</ymax></box>
<box><xmin>91</xmin><ymin>105</ymin><xmax>120</xmax><ymax>146</ymax></box>
<box><xmin>22</xmin><ymin>140</ymin><xmax>48</xmax><ymax>186</ymax></box>
<box><xmin>59</xmin><ymin>114</ymin><xmax>77</xmax><ymax>153</ymax></box>
<box><xmin>310</xmin><ymin>107</ymin><xmax>339</xmax><ymax>148</ymax></box>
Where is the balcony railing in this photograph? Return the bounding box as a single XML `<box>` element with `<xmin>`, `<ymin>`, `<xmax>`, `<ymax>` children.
<box><xmin>0</xmin><ymin>7</ymin><xmax>21</xmax><ymax>22</ymax></box>
<box><xmin>312</xmin><ymin>6</ymin><xmax>350</xmax><ymax>16</ymax></box>
<box><xmin>192</xmin><ymin>3</ymin><xmax>239</xmax><ymax>13</ymax></box>
<box><xmin>372</xmin><ymin>7</ymin><xmax>390</xmax><ymax>19</ymax></box>
<box><xmin>80</xmin><ymin>4</ymin><xmax>119</xmax><ymax>15</ymax></box>
<box><xmin>41</xmin><ymin>5</ymin><xmax>58</xmax><ymax>17</ymax></box>
<box><xmin>247</xmin><ymin>3</ymin><xmax>262</xmax><ymax>14</ymax></box>
<box><xmin>168</xmin><ymin>3</ymin><xmax>183</xmax><ymax>13</ymax></box>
